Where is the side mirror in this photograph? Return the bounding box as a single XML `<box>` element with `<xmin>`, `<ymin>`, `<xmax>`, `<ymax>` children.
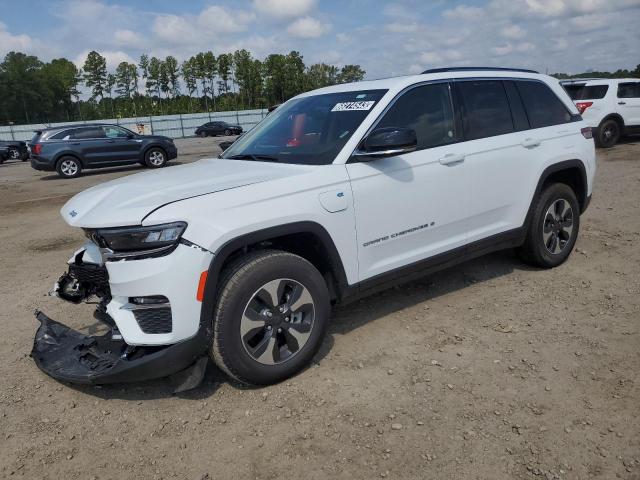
<box><xmin>353</xmin><ymin>127</ymin><xmax>417</xmax><ymax>160</ymax></box>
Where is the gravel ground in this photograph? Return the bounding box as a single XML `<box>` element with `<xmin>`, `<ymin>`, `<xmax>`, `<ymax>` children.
<box><xmin>0</xmin><ymin>136</ymin><xmax>639</xmax><ymax>480</ymax></box>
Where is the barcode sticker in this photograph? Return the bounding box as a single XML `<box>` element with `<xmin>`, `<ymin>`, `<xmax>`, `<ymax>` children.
<box><xmin>331</xmin><ymin>101</ymin><xmax>375</xmax><ymax>112</ymax></box>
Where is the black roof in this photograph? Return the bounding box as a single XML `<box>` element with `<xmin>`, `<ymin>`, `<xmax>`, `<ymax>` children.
<box><xmin>422</xmin><ymin>67</ymin><xmax>539</xmax><ymax>74</ymax></box>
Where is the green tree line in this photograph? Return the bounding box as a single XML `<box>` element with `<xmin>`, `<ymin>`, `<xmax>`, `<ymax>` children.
<box><xmin>0</xmin><ymin>50</ymin><xmax>366</xmax><ymax>125</ymax></box>
<box><xmin>552</xmin><ymin>65</ymin><xmax>640</xmax><ymax>80</ymax></box>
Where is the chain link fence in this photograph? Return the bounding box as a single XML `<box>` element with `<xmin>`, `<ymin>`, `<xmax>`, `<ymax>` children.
<box><xmin>0</xmin><ymin>108</ymin><xmax>268</xmax><ymax>142</ymax></box>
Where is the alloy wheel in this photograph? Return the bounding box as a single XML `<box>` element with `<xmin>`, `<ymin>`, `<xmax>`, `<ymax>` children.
<box><xmin>60</xmin><ymin>159</ymin><xmax>78</xmax><ymax>177</ymax></box>
<box><xmin>240</xmin><ymin>278</ymin><xmax>315</xmax><ymax>365</ymax></box>
<box><xmin>9</xmin><ymin>148</ymin><xmax>19</xmax><ymax>160</ymax></box>
<box><xmin>148</xmin><ymin>150</ymin><xmax>165</xmax><ymax>166</ymax></box>
<box><xmin>542</xmin><ymin>198</ymin><xmax>574</xmax><ymax>254</ymax></box>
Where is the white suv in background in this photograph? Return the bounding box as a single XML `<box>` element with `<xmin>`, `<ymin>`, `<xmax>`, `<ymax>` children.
<box><xmin>562</xmin><ymin>78</ymin><xmax>640</xmax><ymax>147</ymax></box>
<box><xmin>32</xmin><ymin>67</ymin><xmax>596</xmax><ymax>388</ymax></box>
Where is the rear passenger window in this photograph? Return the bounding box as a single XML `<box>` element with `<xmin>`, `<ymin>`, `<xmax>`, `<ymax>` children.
<box><xmin>376</xmin><ymin>83</ymin><xmax>456</xmax><ymax>150</ymax></box>
<box><xmin>564</xmin><ymin>84</ymin><xmax>609</xmax><ymax>100</ymax></box>
<box><xmin>456</xmin><ymin>80</ymin><xmax>514</xmax><ymax>140</ymax></box>
<box><xmin>70</xmin><ymin>127</ymin><xmax>106</xmax><ymax>139</ymax></box>
<box><xmin>617</xmin><ymin>82</ymin><xmax>640</xmax><ymax>98</ymax></box>
<box><xmin>516</xmin><ymin>81</ymin><xmax>573</xmax><ymax>128</ymax></box>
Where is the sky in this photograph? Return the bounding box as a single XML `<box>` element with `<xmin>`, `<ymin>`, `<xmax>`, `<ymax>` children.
<box><xmin>0</xmin><ymin>0</ymin><xmax>639</xmax><ymax>78</ymax></box>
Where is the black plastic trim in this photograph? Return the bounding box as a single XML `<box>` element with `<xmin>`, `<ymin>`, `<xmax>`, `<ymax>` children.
<box><xmin>422</xmin><ymin>67</ymin><xmax>539</xmax><ymax>74</ymax></box>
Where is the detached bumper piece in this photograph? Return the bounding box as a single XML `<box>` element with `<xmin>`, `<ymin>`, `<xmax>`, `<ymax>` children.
<box><xmin>31</xmin><ymin>310</ymin><xmax>207</xmax><ymax>385</ymax></box>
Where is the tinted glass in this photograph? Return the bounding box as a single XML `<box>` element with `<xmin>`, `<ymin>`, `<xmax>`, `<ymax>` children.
<box><xmin>457</xmin><ymin>80</ymin><xmax>514</xmax><ymax>140</ymax></box>
<box><xmin>50</xmin><ymin>130</ymin><xmax>72</xmax><ymax>140</ymax></box>
<box><xmin>564</xmin><ymin>84</ymin><xmax>609</xmax><ymax>100</ymax></box>
<box><xmin>503</xmin><ymin>81</ymin><xmax>530</xmax><ymax>131</ymax></box>
<box><xmin>103</xmin><ymin>126</ymin><xmax>130</xmax><ymax>138</ymax></box>
<box><xmin>222</xmin><ymin>89</ymin><xmax>387</xmax><ymax>165</ymax></box>
<box><xmin>617</xmin><ymin>82</ymin><xmax>640</xmax><ymax>98</ymax></box>
<box><xmin>516</xmin><ymin>81</ymin><xmax>572</xmax><ymax>128</ymax></box>
<box><xmin>376</xmin><ymin>83</ymin><xmax>456</xmax><ymax>149</ymax></box>
<box><xmin>70</xmin><ymin>127</ymin><xmax>106</xmax><ymax>139</ymax></box>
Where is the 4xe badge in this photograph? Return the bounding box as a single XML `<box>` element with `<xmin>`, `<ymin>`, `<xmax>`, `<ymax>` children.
<box><xmin>68</xmin><ymin>210</ymin><xmax>78</xmax><ymax>218</ymax></box>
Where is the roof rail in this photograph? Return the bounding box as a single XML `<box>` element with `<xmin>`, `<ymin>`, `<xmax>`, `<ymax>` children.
<box><xmin>422</xmin><ymin>67</ymin><xmax>539</xmax><ymax>74</ymax></box>
<box><xmin>559</xmin><ymin>78</ymin><xmax>608</xmax><ymax>83</ymax></box>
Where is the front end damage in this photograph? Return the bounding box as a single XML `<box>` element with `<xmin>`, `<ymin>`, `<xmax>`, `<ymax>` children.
<box><xmin>32</xmin><ymin>245</ymin><xmax>210</xmax><ymax>388</ymax></box>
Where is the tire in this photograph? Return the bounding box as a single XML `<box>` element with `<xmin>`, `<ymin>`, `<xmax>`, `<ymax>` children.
<box><xmin>144</xmin><ymin>147</ymin><xmax>167</xmax><ymax>168</ymax></box>
<box><xmin>211</xmin><ymin>250</ymin><xmax>330</xmax><ymax>386</ymax></box>
<box><xmin>224</xmin><ymin>129</ymin><xmax>231</xmax><ymax>136</ymax></box>
<box><xmin>595</xmin><ymin>118</ymin><xmax>621</xmax><ymax>148</ymax></box>
<box><xmin>199</xmin><ymin>131</ymin><xmax>207</xmax><ymax>138</ymax></box>
<box><xmin>8</xmin><ymin>147</ymin><xmax>20</xmax><ymax>160</ymax></box>
<box><xmin>56</xmin><ymin>156</ymin><xmax>82</xmax><ymax>178</ymax></box>
<box><xmin>518</xmin><ymin>183</ymin><xmax>580</xmax><ymax>268</ymax></box>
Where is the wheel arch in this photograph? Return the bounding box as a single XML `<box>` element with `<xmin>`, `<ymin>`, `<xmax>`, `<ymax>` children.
<box><xmin>198</xmin><ymin>221</ymin><xmax>349</xmax><ymax>333</ymax></box>
<box><xmin>54</xmin><ymin>151</ymin><xmax>85</xmax><ymax>168</ymax></box>
<box><xmin>525</xmin><ymin>160</ymin><xmax>589</xmax><ymax>229</ymax></box>
<box><xmin>599</xmin><ymin>113</ymin><xmax>625</xmax><ymax>129</ymax></box>
<box><xmin>141</xmin><ymin>143</ymin><xmax>168</xmax><ymax>161</ymax></box>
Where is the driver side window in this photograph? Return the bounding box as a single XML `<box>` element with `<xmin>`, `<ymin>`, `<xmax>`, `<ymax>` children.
<box><xmin>377</xmin><ymin>83</ymin><xmax>456</xmax><ymax>150</ymax></box>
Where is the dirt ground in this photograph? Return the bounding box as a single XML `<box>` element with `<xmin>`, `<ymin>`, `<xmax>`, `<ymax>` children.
<box><xmin>0</xmin><ymin>136</ymin><xmax>639</xmax><ymax>480</ymax></box>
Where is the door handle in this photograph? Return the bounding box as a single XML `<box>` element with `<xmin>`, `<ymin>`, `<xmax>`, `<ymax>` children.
<box><xmin>439</xmin><ymin>153</ymin><xmax>465</xmax><ymax>166</ymax></box>
<box><xmin>618</xmin><ymin>101</ymin><xmax>626</xmax><ymax>105</ymax></box>
<box><xmin>521</xmin><ymin>138</ymin><xmax>541</xmax><ymax>148</ymax></box>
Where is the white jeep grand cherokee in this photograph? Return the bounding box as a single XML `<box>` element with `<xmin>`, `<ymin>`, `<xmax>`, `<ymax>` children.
<box><xmin>32</xmin><ymin>67</ymin><xmax>595</xmax><ymax>387</ymax></box>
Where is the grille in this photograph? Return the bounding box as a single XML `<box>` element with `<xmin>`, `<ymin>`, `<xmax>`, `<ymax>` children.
<box><xmin>69</xmin><ymin>263</ymin><xmax>110</xmax><ymax>291</ymax></box>
<box><xmin>133</xmin><ymin>308</ymin><xmax>173</xmax><ymax>334</ymax></box>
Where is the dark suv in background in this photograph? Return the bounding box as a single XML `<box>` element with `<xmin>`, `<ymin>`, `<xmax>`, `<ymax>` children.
<box><xmin>0</xmin><ymin>140</ymin><xmax>29</xmax><ymax>162</ymax></box>
<box><xmin>194</xmin><ymin>121</ymin><xmax>242</xmax><ymax>137</ymax></box>
<box><xmin>29</xmin><ymin>124</ymin><xmax>177</xmax><ymax>178</ymax></box>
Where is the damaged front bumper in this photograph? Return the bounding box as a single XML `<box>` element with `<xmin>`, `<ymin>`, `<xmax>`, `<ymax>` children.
<box><xmin>32</xmin><ymin>241</ymin><xmax>213</xmax><ymax>386</ymax></box>
<box><xmin>31</xmin><ymin>310</ymin><xmax>207</xmax><ymax>385</ymax></box>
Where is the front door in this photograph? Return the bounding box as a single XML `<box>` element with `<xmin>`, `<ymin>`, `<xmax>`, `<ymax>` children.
<box><xmin>617</xmin><ymin>81</ymin><xmax>640</xmax><ymax>126</ymax></box>
<box><xmin>101</xmin><ymin>125</ymin><xmax>141</xmax><ymax>161</ymax></box>
<box><xmin>346</xmin><ymin>82</ymin><xmax>471</xmax><ymax>282</ymax></box>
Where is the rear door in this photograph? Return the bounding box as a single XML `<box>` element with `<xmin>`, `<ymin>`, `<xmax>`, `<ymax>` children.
<box><xmin>454</xmin><ymin>79</ymin><xmax>537</xmax><ymax>243</ymax></box>
<box><xmin>617</xmin><ymin>81</ymin><xmax>640</xmax><ymax>126</ymax></box>
<box><xmin>102</xmin><ymin>126</ymin><xmax>141</xmax><ymax>161</ymax></box>
<box><xmin>69</xmin><ymin>126</ymin><xmax>107</xmax><ymax>165</ymax></box>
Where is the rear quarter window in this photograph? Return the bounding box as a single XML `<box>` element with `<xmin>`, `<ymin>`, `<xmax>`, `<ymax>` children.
<box><xmin>564</xmin><ymin>84</ymin><xmax>609</xmax><ymax>100</ymax></box>
<box><xmin>516</xmin><ymin>81</ymin><xmax>573</xmax><ymax>128</ymax></box>
<box><xmin>617</xmin><ymin>82</ymin><xmax>640</xmax><ymax>98</ymax></box>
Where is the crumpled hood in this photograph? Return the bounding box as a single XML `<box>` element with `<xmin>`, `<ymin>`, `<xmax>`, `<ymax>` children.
<box><xmin>61</xmin><ymin>158</ymin><xmax>311</xmax><ymax>228</ymax></box>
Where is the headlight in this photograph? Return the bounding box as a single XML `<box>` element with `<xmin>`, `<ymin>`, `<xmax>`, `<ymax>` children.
<box><xmin>85</xmin><ymin>222</ymin><xmax>187</xmax><ymax>257</ymax></box>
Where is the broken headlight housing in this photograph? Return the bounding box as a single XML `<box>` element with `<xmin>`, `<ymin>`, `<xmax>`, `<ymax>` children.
<box><xmin>85</xmin><ymin>222</ymin><xmax>187</xmax><ymax>259</ymax></box>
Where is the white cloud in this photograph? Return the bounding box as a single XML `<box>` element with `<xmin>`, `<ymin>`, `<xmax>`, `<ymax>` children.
<box><xmin>501</xmin><ymin>24</ymin><xmax>526</xmax><ymax>39</ymax></box>
<box><xmin>253</xmin><ymin>0</ymin><xmax>317</xmax><ymax>19</ymax></box>
<box><xmin>286</xmin><ymin>16</ymin><xmax>329</xmax><ymax>38</ymax></box>
<box><xmin>197</xmin><ymin>6</ymin><xmax>255</xmax><ymax>33</ymax></box>
<box><xmin>386</xmin><ymin>22</ymin><xmax>420</xmax><ymax>33</ymax></box>
<box><xmin>0</xmin><ymin>22</ymin><xmax>36</xmax><ymax>55</ymax></box>
<box><xmin>113</xmin><ymin>29</ymin><xmax>144</xmax><ymax>47</ymax></box>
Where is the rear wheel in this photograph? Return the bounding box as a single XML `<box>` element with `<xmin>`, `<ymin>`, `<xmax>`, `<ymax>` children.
<box><xmin>518</xmin><ymin>183</ymin><xmax>580</xmax><ymax>268</ymax></box>
<box><xmin>56</xmin><ymin>156</ymin><xmax>82</xmax><ymax>178</ymax></box>
<box><xmin>8</xmin><ymin>148</ymin><xmax>20</xmax><ymax>160</ymax></box>
<box><xmin>596</xmin><ymin>118</ymin><xmax>621</xmax><ymax>148</ymax></box>
<box><xmin>144</xmin><ymin>147</ymin><xmax>167</xmax><ymax>168</ymax></box>
<box><xmin>199</xmin><ymin>131</ymin><xmax>207</xmax><ymax>138</ymax></box>
<box><xmin>224</xmin><ymin>129</ymin><xmax>231</xmax><ymax>136</ymax></box>
<box><xmin>211</xmin><ymin>250</ymin><xmax>330</xmax><ymax>386</ymax></box>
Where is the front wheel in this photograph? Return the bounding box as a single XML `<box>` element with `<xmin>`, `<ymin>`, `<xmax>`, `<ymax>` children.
<box><xmin>144</xmin><ymin>148</ymin><xmax>167</xmax><ymax>168</ymax></box>
<box><xmin>224</xmin><ymin>129</ymin><xmax>231</xmax><ymax>136</ymax></box>
<box><xmin>8</xmin><ymin>148</ymin><xmax>20</xmax><ymax>160</ymax></box>
<box><xmin>211</xmin><ymin>250</ymin><xmax>330</xmax><ymax>386</ymax></box>
<box><xmin>518</xmin><ymin>183</ymin><xmax>580</xmax><ymax>268</ymax></box>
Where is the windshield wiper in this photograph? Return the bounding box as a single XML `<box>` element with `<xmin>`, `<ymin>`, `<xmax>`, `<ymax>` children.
<box><xmin>228</xmin><ymin>153</ymin><xmax>279</xmax><ymax>162</ymax></box>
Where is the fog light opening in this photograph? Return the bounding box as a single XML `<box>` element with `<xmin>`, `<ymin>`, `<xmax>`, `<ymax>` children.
<box><xmin>130</xmin><ymin>295</ymin><xmax>169</xmax><ymax>305</ymax></box>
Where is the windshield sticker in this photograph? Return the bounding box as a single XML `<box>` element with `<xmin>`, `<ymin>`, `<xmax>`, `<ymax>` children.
<box><xmin>331</xmin><ymin>101</ymin><xmax>375</xmax><ymax>112</ymax></box>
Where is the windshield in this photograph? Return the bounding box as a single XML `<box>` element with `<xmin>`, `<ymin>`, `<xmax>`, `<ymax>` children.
<box><xmin>222</xmin><ymin>89</ymin><xmax>387</xmax><ymax>165</ymax></box>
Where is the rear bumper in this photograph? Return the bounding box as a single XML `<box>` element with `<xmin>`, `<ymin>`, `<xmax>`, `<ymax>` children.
<box><xmin>30</xmin><ymin>157</ymin><xmax>55</xmax><ymax>171</ymax></box>
<box><xmin>31</xmin><ymin>310</ymin><xmax>207</xmax><ymax>384</ymax></box>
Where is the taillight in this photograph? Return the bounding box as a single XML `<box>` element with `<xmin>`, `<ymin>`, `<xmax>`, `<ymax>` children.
<box><xmin>575</xmin><ymin>101</ymin><xmax>593</xmax><ymax>114</ymax></box>
<box><xmin>32</xmin><ymin>143</ymin><xmax>42</xmax><ymax>155</ymax></box>
<box><xmin>581</xmin><ymin>127</ymin><xmax>593</xmax><ymax>139</ymax></box>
